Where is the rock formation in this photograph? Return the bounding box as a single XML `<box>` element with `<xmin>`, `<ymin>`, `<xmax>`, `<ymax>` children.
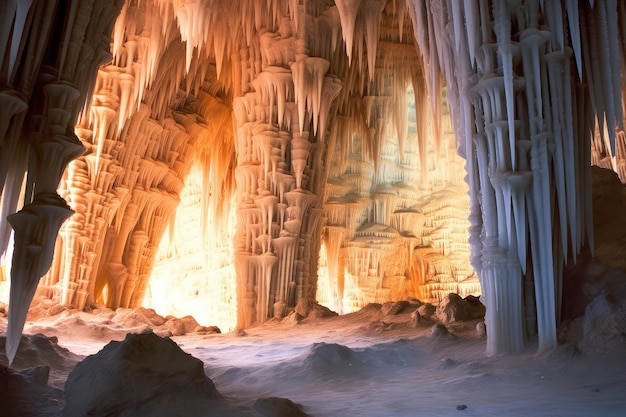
<box><xmin>1</xmin><ymin>0</ymin><xmax>626</xmax><ymax>361</ymax></box>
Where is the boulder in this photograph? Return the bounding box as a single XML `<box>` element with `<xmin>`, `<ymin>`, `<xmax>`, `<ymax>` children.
<box><xmin>62</xmin><ymin>331</ymin><xmax>221</xmax><ymax>417</ymax></box>
<box><xmin>578</xmin><ymin>294</ymin><xmax>626</xmax><ymax>355</ymax></box>
<box><xmin>295</xmin><ymin>298</ymin><xmax>337</xmax><ymax>319</ymax></box>
<box><xmin>435</xmin><ymin>293</ymin><xmax>485</xmax><ymax>324</ymax></box>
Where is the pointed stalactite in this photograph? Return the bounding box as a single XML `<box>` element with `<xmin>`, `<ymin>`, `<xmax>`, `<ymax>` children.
<box><xmin>0</xmin><ymin>91</ymin><xmax>29</xmax><ymax>257</ymax></box>
<box><xmin>6</xmin><ymin>193</ymin><xmax>74</xmax><ymax>365</ymax></box>
<box><xmin>335</xmin><ymin>0</ymin><xmax>363</xmax><ymax>65</ymax></box>
<box><xmin>528</xmin><ymin>133</ymin><xmax>557</xmax><ymax>353</ymax></box>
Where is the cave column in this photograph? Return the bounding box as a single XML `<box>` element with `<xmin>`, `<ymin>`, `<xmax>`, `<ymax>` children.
<box><xmin>231</xmin><ymin>8</ymin><xmax>342</xmax><ymax>327</ymax></box>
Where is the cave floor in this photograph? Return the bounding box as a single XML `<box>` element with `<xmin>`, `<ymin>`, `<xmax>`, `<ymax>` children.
<box><xmin>2</xmin><ymin>304</ymin><xmax>626</xmax><ymax>417</ymax></box>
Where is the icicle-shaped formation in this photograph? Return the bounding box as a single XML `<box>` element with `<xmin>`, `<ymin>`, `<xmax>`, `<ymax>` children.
<box><xmin>319</xmin><ymin>4</ymin><xmax>476</xmax><ymax>311</ymax></box>
<box><xmin>0</xmin><ymin>0</ymin><xmax>124</xmax><ymax>363</ymax></box>
<box><xmin>405</xmin><ymin>0</ymin><xmax>624</xmax><ymax>356</ymax></box>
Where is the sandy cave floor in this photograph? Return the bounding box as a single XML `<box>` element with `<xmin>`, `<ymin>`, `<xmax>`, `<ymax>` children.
<box><xmin>1</xmin><ymin>298</ymin><xmax>626</xmax><ymax>417</ymax></box>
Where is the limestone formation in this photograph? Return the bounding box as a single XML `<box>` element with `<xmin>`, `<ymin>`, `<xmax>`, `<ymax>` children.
<box><xmin>2</xmin><ymin>0</ymin><xmax>626</xmax><ymax>360</ymax></box>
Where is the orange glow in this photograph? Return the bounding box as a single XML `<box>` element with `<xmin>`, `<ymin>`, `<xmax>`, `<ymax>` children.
<box><xmin>148</xmin><ymin>161</ymin><xmax>238</xmax><ymax>332</ymax></box>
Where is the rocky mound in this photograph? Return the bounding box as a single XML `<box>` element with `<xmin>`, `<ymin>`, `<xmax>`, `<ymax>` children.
<box><xmin>0</xmin><ymin>365</ymin><xmax>64</xmax><ymax>417</ymax></box>
<box><xmin>303</xmin><ymin>342</ymin><xmax>363</xmax><ymax>377</ymax></box>
<box><xmin>0</xmin><ymin>333</ymin><xmax>82</xmax><ymax>388</ymax></box>
<box><xmin>62</xmin><ymin>331</ymin><xmax>221</xmax><ymax>417</ymax></box>
<box><xmin>61</xmin><ymin>331</ymin><xmax>309</xmax><ymax>417</ymax></box>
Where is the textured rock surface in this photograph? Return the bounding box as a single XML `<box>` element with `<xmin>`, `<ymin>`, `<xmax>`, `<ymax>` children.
<box><xmin>578</xmin><ymin>295</ymin><xmax>626</xmax><ymax>355</ymax></box>
<box><xmin>0</xmin><ymin>365</ymin><xmax>64</xmax><ymax>417</ymax></box>
<box><xmin>62</xmin><ymin>331</ymin><xmax>222</xmax><ymax>417</ymax></box>
<box><xmin>252</xmin><ymin>397</ymin><xmax>310</xmax><ymax>417</ymax></box>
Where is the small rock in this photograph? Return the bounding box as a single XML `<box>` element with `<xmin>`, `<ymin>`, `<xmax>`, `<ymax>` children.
<box><xmin>26</xmin><ymin>306</ymin><xmax>46</xmax><ymax>321</ymax></box>
<box><xmin>47</xmin><ymin>304</ymin><xmax>66</xmax><ymax>317</ymax></box>
<box><xmin>295</xmin><ymin>298</ymin><xmax>337</xmax><ymax>319</ymax></box>
<box><xmin>456</xmin><ymin>404</ymin><xmax>468</xmax><ymax>410</ymax></box>
<box><xmin>253</xmin><ymin>397</ymin><xmax>309</xmax><ymax>417</ymax></box>
<box><xmin>233</xmin><ymin>327</ymin><xmax>247</xmax><ymax>337</ymax></box>
<box><xmin>39</xmin><ymin>298</ymin><xmax>56</xmax><ymax>309</ymax></box>
<box><xmin>136</xmin><ymin>307</ymin><xmax>166</xmax><ymax>326</ymax></box>
<box><xmin>19</xmin><ymin>366</ymin><xmax>50</xmax><ymax>384</ymax></box>
<box><xmin>476</xmin><ymin>321</ymin><xmax>486</xmax><ymax>337</ymax></box>
<box><xmin>194</xmin><ymin>325</ymin><xmax>221</xmax><ymax>334</ymax></box>
<box><xmin>409</xmin><ymin>310</ymin><xmax>422</xmax><ymax>327</ymax></box>
<box><xmin>431</xmin><ymin>323</ymin><xmax>449</xmax><ymax>336</ymax></box>
<box><xmin>152</xmin><ymin>329</ymin><xmax>173</xmax><ymax>338</ymax></box>
<box><xmin>417</xmin><ymin>303</ymin><xmax>436</xmax><ymax>317</ymax></box>
<box><xmin>282</xmin><ymin>311</ymin><xmax>303</xmax><ymax>325</ymax></box>
<box><xmin>164</xmin><ymin>318</ymin><xmax>186</xmax><ymax>336</ymax></box>
<box><xmin>381</xmin><ymin>301</ymin><xmax>410</xmax><ymax>316</ymax></box>
<box><xmin>438</xmin><ymin>358</ymin><xmax>458</xmax><ymax>370</ymax></box>
<box><xmin>578</xmin><ymin>294</ymin><xmax>626</xmax><ymax>355</ymax></box>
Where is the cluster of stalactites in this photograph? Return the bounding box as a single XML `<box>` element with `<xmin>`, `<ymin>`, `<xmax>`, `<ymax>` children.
<box><xmin>0</xmin><ymin>0</ymin><xmax>125</xmax><ymax>365</ymax></box>
<box><xmin>406</xmin><ymin>0</ymin><xmax>624</xmax><ymax>355</ymax></box>
<box><xmin>225</xmin><ymin>0</ymin><xmax>447</xmax><ymax>327</ymax></box>
<box><xmin>319</xmin><ymin>82</ymin><xmax>477</xmax><ymax>314</ymax></box>
<box><xmin>46</xmin><ymin>0</ymin><xmax>244</xmax><ymax>316</ymax></box>
<box><xmin>229</xmin><ymin>7</ymin><xmax>334</xmax><ymax>327</ymax></box>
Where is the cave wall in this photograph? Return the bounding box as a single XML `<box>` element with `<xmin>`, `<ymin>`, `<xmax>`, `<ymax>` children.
<box><xmin>2</xmin><ymin>0</ymin><xmax>626</xmax><ymax>361</ymax></box>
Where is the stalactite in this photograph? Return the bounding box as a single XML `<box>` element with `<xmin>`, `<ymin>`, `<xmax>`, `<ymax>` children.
<box><xmin>0</xmin><ymin>91</ymin><xmax>29</xmax><ymax>256</ymax></box>
<box><xmin>5</xmin><ymin>194</ymin><xmax>74</xmax><ymax>365</ymax></box>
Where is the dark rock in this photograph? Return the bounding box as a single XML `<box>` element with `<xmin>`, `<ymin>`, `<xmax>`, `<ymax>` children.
<box><xmin>62</xmin><ymin>332</ymin><xmax>221</xmax><ymax>417</ymax></box>
<box><xmin>304</xmin><ymin>342</ymin><xmax>362</xmax><ymax>376</ymax></box>
<box><xmin>578</xmin><ymin>294</ymin><xmax>626</xmax><ymax>355</ymax></box>
<box><xmin>253</xmin><ymin>397</ymin><xmax>309</xmax><ymax>417</ymax></box>
<box><xmin>0</xmin><ymin>365</ymin><xmax>63</xmax><ymax>417</ymax></box>
<box><xmin>19</xmin><ymin>365</ymin><xmax>50</xmax><ymax>384</ymax></box>
<box><xmin>438</xmin><ymin>358</ymin><xmax>458</xmax><ymax>370</ymax></box>
<box><xmin>431</xmin><ymin>323</ymin><xmax>450</xmax><ymax>336</ymax></box>
<box><xmin>0</xmin><ymin>333</ymin><xmax>81</xmax><ymax>377</ymax></box>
